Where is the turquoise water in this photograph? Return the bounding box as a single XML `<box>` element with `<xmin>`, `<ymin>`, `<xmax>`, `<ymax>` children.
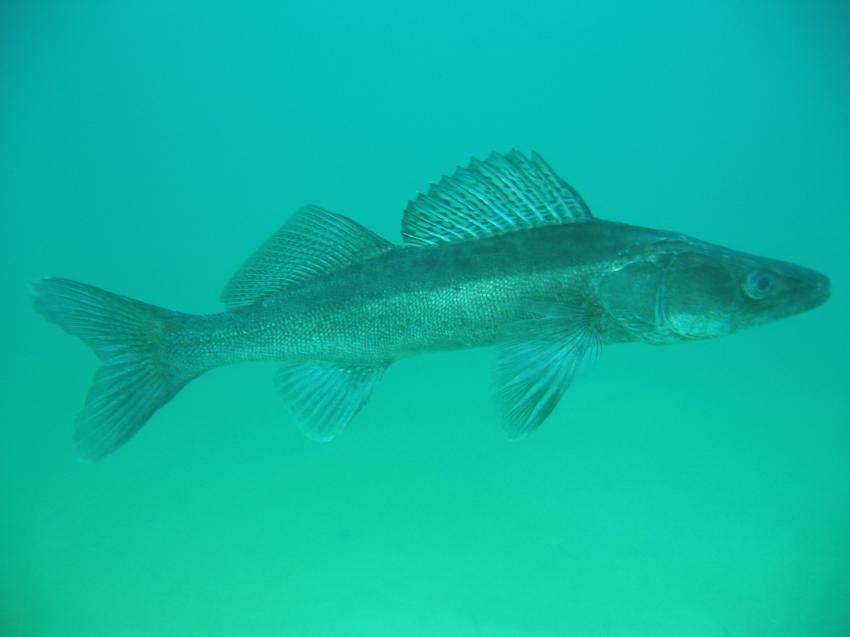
<box><xmin>2</xmin><ymin>1</ymin><xmax>849</xmax><ymax>635</ymax></box>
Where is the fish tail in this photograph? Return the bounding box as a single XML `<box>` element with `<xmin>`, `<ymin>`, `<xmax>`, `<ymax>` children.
<box><xmin>32</xmin><ymin>277</ymin><xmax>198</xmax><ymax>461</ymax></box>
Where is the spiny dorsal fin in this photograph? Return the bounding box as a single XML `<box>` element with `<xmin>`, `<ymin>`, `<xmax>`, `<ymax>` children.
<box><xmin>402</xmin><ymin>150</ymin><xmax>592</xmax><ymax>247</ymax></box>
<box><xmin>221</xmin><ymin>205</ymin><xmax>394</xmax><ymax>309</ymax></box>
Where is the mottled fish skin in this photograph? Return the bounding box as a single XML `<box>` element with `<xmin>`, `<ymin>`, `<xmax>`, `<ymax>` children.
<box><xmin>174</xmin><ymin>220</ymin><xmax>658</xmax><ymax>369</ymax></box>
<box><xmin>172</xmin><ymin>215</ymin><xmax>831</xmax><ymax>368</ymax></box>
<box><xmin>33</xmin><ymin>151</ymin><xmax>830</xmax><ymax>459</ymax></box>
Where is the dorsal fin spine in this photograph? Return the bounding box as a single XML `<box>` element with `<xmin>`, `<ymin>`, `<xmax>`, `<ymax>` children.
<box><xmin>531</xmin><ymin>151</ymin><xmax>590</xmax><ymax>218</ymax></box>
<box><xmin>440</xmin><ymin>176</ymin><xmax>495</xmax><ymax>235</ymax></box>
<box><xmin>454</xmin><ymin>170</ymin><xmax>513</xmax><ymax>230</ymax></box>
<box><xmin>402</xmin><ymin>150</ymin><xmax>593</xmax><ymax>247</ymax></box>
<box><xmin>491</xmin><ymin>153</ymin><xmax>547</xmax><ymax>223</ymax></box>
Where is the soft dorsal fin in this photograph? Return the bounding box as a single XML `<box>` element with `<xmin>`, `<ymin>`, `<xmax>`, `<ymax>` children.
<box><xmin>402</xmin><ymin>150</ymin><xmax>592</xmax><ymax>246</ymax></box>
<box><xmin>221</xmin><ymin>205</ymin><xmax>394</xmax><ymax>309</ymax></box>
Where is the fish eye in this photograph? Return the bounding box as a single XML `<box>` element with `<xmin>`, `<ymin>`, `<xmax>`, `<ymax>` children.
<box><xmin>743</xmin><ymin>271</ymin><xmax>775</xmax><ymax>299</ymax></box>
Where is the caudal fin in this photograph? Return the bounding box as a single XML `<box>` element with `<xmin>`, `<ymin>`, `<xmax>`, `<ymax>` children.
<box><xmin>33</xmin><ymin>278</ymin><xmax>193</xmax><ymax>460</ymax></box>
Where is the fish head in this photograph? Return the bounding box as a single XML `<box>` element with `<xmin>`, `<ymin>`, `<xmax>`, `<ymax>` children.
<box><xmin>596</xmin><ymin>234</ymin><xmax>830</xmax><ymax>343</ymax></box>
<box><xmin>660</xmin><ymin>239</ymin><xmax>830</xmax><ymax>338</ymax></box>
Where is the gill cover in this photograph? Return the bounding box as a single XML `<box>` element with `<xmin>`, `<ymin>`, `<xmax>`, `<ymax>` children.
<box><xmin>595</xmin><ymin>251</ymin><xmax>739</xmax><ymax>343</ymax></box>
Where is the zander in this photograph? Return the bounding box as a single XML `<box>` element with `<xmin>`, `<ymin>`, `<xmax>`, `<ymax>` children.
<box><xmin>33</xmin><ymin>151</ymin><xmax>831</xmax><ymax>460</ymax></box>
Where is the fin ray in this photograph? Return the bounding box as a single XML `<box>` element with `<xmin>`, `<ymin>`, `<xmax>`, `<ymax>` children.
<box><xmin>276</xmin><ymin>360</ymin><xmax>387</xmax><ymax>442</ymax></box>
<box><xmin>496</xmin><ymin>301</ymin><xmax>600</xmax><ymax>438</ymax></box>
<box><xmin>32</xmin><ymin>278</ymin><xmax>195</xmax><ymax>460</ymax></box>
<box><xmin>403</xmin><ymin>150</ymin><xmax>592</xmax><ymax>246</ymax></box>
<box><xmin>222</xmin><ymin>206</ymin><xmax>394</xmax><ymax>309</ymax></box>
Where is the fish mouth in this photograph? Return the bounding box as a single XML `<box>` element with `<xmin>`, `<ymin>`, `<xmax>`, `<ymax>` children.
<box><xmin>812</xmin><ymin>272</ymin><xmax>831</xmax><ymax>307</ymax></box>
<box><xmin>793</xmin><ymin>271</ymin><xmax>831</xmax><ymax>317</ymax></box>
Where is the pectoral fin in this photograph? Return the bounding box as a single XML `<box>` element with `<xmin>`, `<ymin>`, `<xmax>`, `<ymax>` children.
<box><xmin>276</xmin><ymin>360</ymin><xmax>388</xmax><ymax>442</ymax></box>
<box><xmin>496</xmin><ymin>302</ymin><xmax>600</xmax><ymax>438</ymax></box>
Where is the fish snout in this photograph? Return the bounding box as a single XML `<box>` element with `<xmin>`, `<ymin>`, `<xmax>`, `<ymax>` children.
<box><xmin>803</xmin><ymin>270</ymin><xmax>831</xmax><ymax>310</ymax></box>
<box><xmin>814</xmin><ymin>272</ymin><xmax>831</xmax><ymax>302</ymax></box>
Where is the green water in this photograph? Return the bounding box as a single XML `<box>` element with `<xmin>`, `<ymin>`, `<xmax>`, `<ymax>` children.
<box><xmin>2</xmin><ymin>1</ymin><xmax>849</xmax><ymax>635</ymax></box>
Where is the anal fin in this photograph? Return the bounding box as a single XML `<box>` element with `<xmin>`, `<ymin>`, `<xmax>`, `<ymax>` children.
<box><xmin>276</xmin><ymin>360</ymin><xmax>387</xmax><ymax>442</ymax></box>
<box><xmin>496</xmin><ymin>301</ymin><xmax>600</xmax><ymax>438</ymax></box>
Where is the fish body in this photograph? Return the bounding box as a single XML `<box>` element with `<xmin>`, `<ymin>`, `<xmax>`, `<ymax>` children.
<box><xmin>181</xmin><ymin>220</ymin><xmax>653</xmax><ymax>367</ymax></box>
<box><xmin>33</xmin><ymin>151</ymin><xmax>830</xmax><ymax>460</ymax></box>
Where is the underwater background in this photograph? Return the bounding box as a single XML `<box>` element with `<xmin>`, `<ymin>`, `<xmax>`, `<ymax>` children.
<box><xmin>2</xmin><ymin>1</ymin><xmax>849</xmax><ymax>635</ymax></box>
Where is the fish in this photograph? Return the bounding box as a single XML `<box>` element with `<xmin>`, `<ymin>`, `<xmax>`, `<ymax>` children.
<box><xmin>32</xmin><ymin>150</ymin><xmax>831</xmax><ymax>460</ymax></box>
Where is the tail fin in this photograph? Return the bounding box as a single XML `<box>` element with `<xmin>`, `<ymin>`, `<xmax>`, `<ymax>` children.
<box><xmin>33</xmin><ymin>277</ymin><xmax>194</xmax><ymax>461</ymax></box>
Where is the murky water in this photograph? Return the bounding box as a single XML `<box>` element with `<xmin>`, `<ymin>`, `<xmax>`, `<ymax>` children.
<box><xmin>2</xmin><ymin>2</ymin><xmax>848</xmax><ymax>635</ymax></box>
